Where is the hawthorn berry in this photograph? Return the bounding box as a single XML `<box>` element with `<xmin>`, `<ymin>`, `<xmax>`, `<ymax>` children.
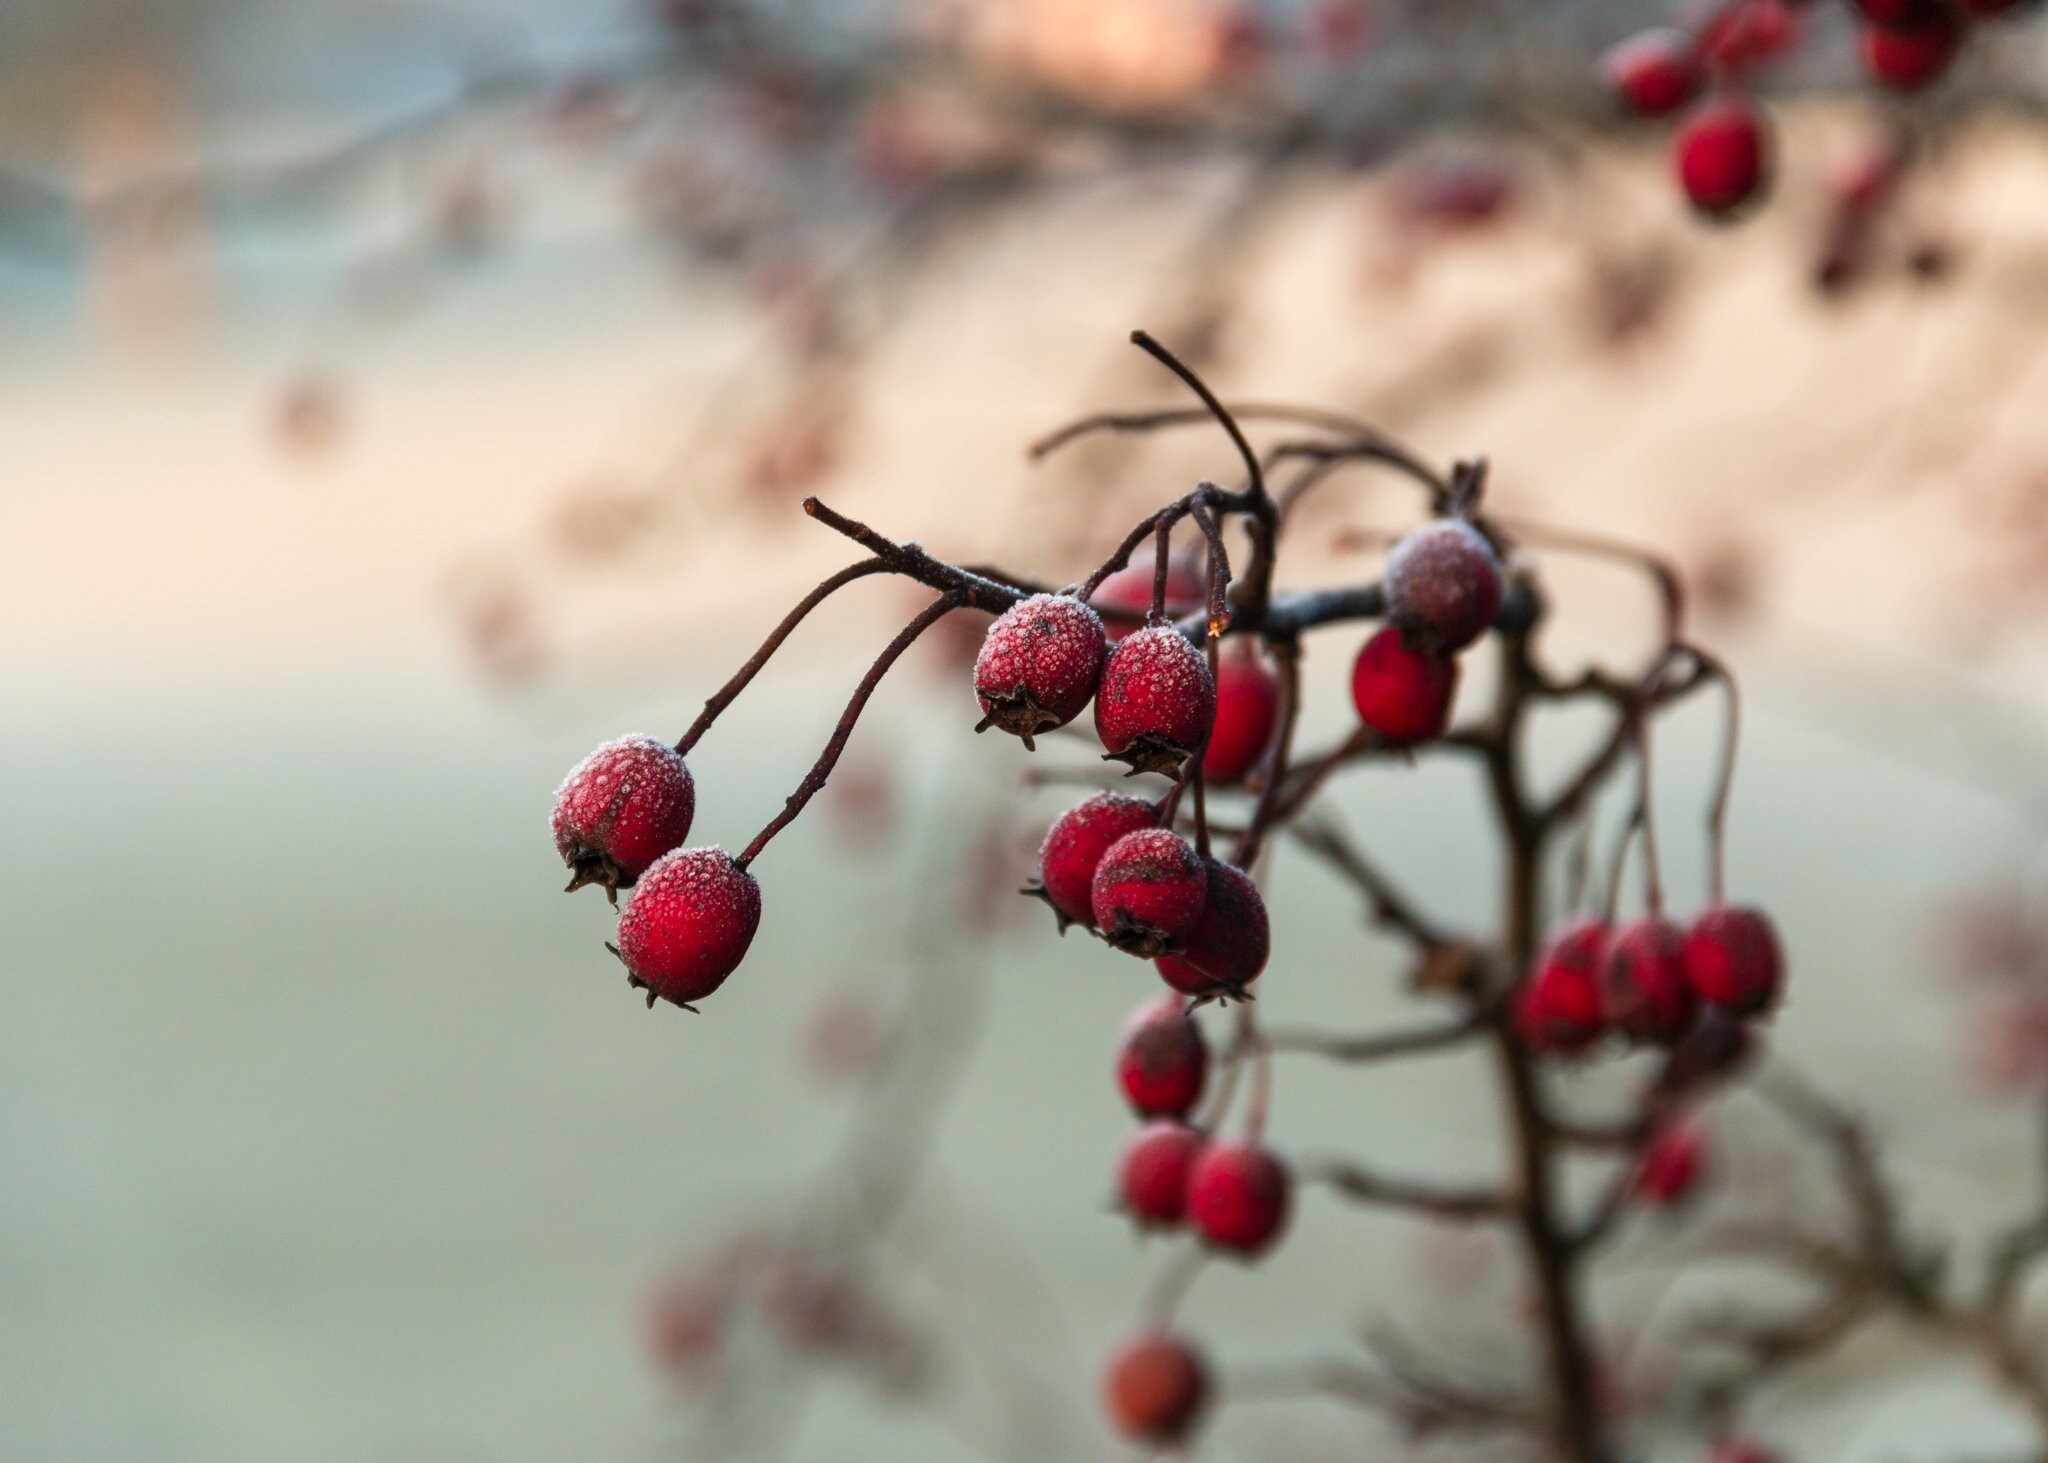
<box><xmin>1155</xmin><ymin>858</ymin><xmax>1271</xmax><ymax>999</ymax></box>
<box><xmin>1092</xmin><ymin>829</ymin><xmax>1210</xmax><ymax>956</ymax></box>
<box><xmin>1601</xmin><ymin>28</ymin><xmax>1702</xmax><ymax>119</ymax></box>
<box><xmin>614</xmin><ymin>847</ymin><xmax>762</xmax><ymax>1009</ymax></box>
<box><xmin>1860</xmin><ymin>9</ymin><xmax>1962</xmax><ymax>90</ymax></box>
<box><xmin>1117</xmin><ymin>996</ymin><xmax>1209</xmax><ymax>1118</ymax></box>
<box><xmin>1682</xmin><ymin>904</ymin><xmax>1784</xmax><ymax>1017</ymax></box>
<box><xmin>1698</xmin><ymin>0</ymin><xmax>1803</xmax><ymax>76</ymax></box>
<box><xmin>1202</xmin><ymin>647</ymin><xmax>1280</xmax><ymax>785</ymax></box>
<box><xmin>1602</xmin><ymin>917</ymin><xmax>1698</xmax><ymax>1045</ymax></box>
<box><xmin>1101</xmin><ymin>1331</ymin><xmax>1210</xmax><ymax>1445</ymax></box>
<box><xmin>1674</xmin><ymin>98</ymin><xmax>1770</xmax><ymax>220</ymax></box>
<box><xmin>1095</xmin><ymin>624</ymin><xmax>1218</xmax><ymax>776</ymax></box>
<box><xmin>972</xmin><ymin>593</ymin><xmax>1106</xmax><ymax>749</ymax></box>
<box><xmin>1657</xmin><ymin>1008</ymin><xmax>1759</xmax><ymax>1097</ymax></box>
<box><xmin>1033</xmin><ymin>792</ymin><xmax>1157</xmax><ymax>931</ymax></box>
<box><xmin>1117</xmin><ymin>1120</ymin><xmax>1206</xmax><ymax>1229</ymax></box>
<box><xmin>1634</xmin><ymin>1123</ymin><xmax>1707</xmax><ymax>1208</ymax></box>
<box><xmin>1514</xmin><ymin>920</ymin><xmax>1609</xmax><ymax>1054</ymax></box>
<box><xmin>1090</xmin><ymin>557</ymin><xmax>1205</xmax><ymax>644</ymax></box>
<box><xmin>552</xmin><ymin>734</ymin><xmax>696</xmax><ymax>895</ymax></box>
<box><xmin>1350</xmin><ymin>624</ymin><xmax>1458</xmax><ymax>743</ymax></box>
<box><xmin>1383</xmin><ymin>518</ymin><xmax>1504</xmax><ymax>655</ymax></box>
<box><xmin>1187</xmin><ymin>1139</ymin><xmax>1292</xmax><ymax>1256</ymax></box>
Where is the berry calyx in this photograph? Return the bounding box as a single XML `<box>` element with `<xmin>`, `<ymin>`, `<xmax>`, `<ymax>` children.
<box><xmin>1090</xmin><ymin>557</ymin><xmax>1205</xmax><ymax>643</ymax></box>
<box><xmin>552</xmin><ymin>734</ymin><xmax>696</xmax><ymax>896</ymax></box>
<box><xmin>1634</xmin><ymin>1123</ymin><xmax>1707</xmax><ymax>1208</ymax></box>
<box><xmin>1860</xmin><ymin>9</ymin><xmax>1962</xmax><ymax>90</ymax></box>
<box><xmin>614</xmin><ymin>847</ymin><xmax>762</xmax><ymax>1009</ymax></box>
<box><xmin>1101</xmin><ymin>1331</ymin><xmax>1210</xmax><ymax>1445</ymax></box>
<box><xmin>1095</xmin><ymin>624</ymin><xmax>1218</xmax><ymax>776</ymax></box>
<box><xmin>1092</xmin><ymin>829</ymin><xmax>1210</xmax><ymax>956</ymax></box>
<box><xmin>1602</xmin><ymin>917</ymin><xmax>1698</xmax><ymax>1045</ymax></box>
<box><xmin>972</xmin><ymin>593</ymin><xmax>1107</xmax><ymax>749</ymax></box>
<box><xmin>1186</xmin><ymin>1139</ymin><xmax>1292</xmax><ymax>1256</ymax></box>
<box><xmin>1350</xmin><ymin>624</ymin><xmax>1458</xmax><ymax>743</ymax></box>
<box><xmin>1202</xmin><ymin>647</ymin><xmax>1281</xmax><ymax>785</ymax></box>
<box><xmin>1155</xmin><ymin>858</ymin><xmax>1271</xmax><ymax>999</ymax></box>
<box><xmin>1682</xmin><ymin>904</ymin><xmax>1784</xmax><ymax>1017</ymax></box>
<box><xmin>1383</xmin><ymin>518</ymin><xmax>1505</xmax><ymax>655</ymax></box>
<box><xmin>1118</xmin><ymin>1120</ymin><xmax>1206</xmax><ymax>1229</ymax></box>
<box><xmin>1117</xmin><ymin>996</ymin><xmax>1210</xmax><ymax>1118</ymax></box>
<box><xmin>1514</xmin><ymin>920</ymin><xmax>1610</xmax><ymax>1054</ymax></box>
<box><xmin>1032</xmin><ymin>792</ymin><xmax>1158</xmax><ymax>931</ymax></box>
<box><xmin>1674</xmin><ymin>98</ymin><xmax>1770</xmax><ymax>220</ymax></box>
<box><xmin>1602</xmin><ymin>29</ymin><xmax>1703</xmax><ymax>119</ymax></box>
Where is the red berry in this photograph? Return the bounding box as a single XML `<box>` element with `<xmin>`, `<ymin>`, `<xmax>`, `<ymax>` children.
<box><xmin>1155</xmin><ymin>858</ymin><xmax>1271</xmax><ymax>998</ymax></box>
<box><xmin>1602</xmin><ymin>917</ymin><xmax>1698</xmax><ymax>1045</ymax></box>
<box><xmin>1383</xmin><ymin>518</ymin><xmax>1505</xmax><ymax>653</ymax></box>
<box><xmin>1034</xmin><ymin>792</ymin><xmax>1157</xmax><ymax>931</ymax></box>
<box><xmin>1657</xmin><ymin>1008</ymin><xmax>1759</xmax><ymax>1096</ymax></box>
<box><xmin>1202</xmin><ymin>647</ymin><xmax>1280</xmax><ymax>784</ymax></box>
<box><xmin>1118</xmin><ymin>1120</ymin><xmax>1206</xmax><ymax>1228</ymax></box>
<box><xmin>1634</xmin><ymin>1123</ymin><xmax>1707</xmax><ymax>1208</ymax></box>
<box><xmin>1117</xmin><ymin>996</ymin><xmax>1209</xmax><ymax>1118</ymax></box>
<box><xmin>1095</xmin><ymin>624</ymin><xmax>1218</xmax><ymax>776</ymax></box>
<box><xmin>1682</xmin><ymin>904</ymin><xmax>1784</xmax><ymax>1017</ymax></box>
<box><xmin>1092</xmin><ymin>829</ymin><xmax>1209</xmax><ymax>956</ymax></box>
<box><xmin>1186</xmin><ymin>1139</ymin><xmax>1291</xmax><ymax>1256</ymax></box>
<box><xmin>615</xmin><ymin>847</ymin><xmax>762</xmax><ymax>1009</ymax></box>
<box><xmin>1601</xmin><ymin>29</ymin><xmax>1702</xmax><ymax>118</ymax></box>
<box><xmin>1699</xmin><ymin>0</ymin><xmax>1803</xmax><ymax>76</ymax></box>
<box><xmin>972</xmin><ymin>593</ymin><xmax>1106</xmax><ymax>748</ymax></box>
<box><xmin>1350</xmin><ymin>624</ymin><xmax>1458</xmax><ymax>743</ymax></box>
<box><xmin>1674</xmin><ymin>98</ymin><xmax>1770</xmax><ymax>219</ymax></box>
<box><xmin>1861</xmin><ymin>10</ymin><xmax>1962</xmax><ymax>90</ymax></box>
<box><xmin>552</xmin><ymin>735</ymin><xmax>696</xmax><ymax>894</ymax></box>
<box><xmin>1514</xmin><ymin>920</ymin><xmax>1609</xmax><ymax>1054</ymax></box>
<box><xmin>1708</xmin><ymin>1440</ymin><xmax>1783</xmax><ymax>1463</ymax></box>
<box><xmin>1090</xmin><ymin>557</ymin><xmax>1205</xmax><ymax>644</ymax></box>
<box><xmin>1101</xmin><ymin>1331</ymin><xmax>1210</xmax><ymax>1444</ymax></box>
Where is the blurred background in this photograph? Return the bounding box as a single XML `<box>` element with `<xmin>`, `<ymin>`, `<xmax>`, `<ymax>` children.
<box><xmin>13</xmin><ymin>1</ymin><xmax>2048</xmax><ymax>1459</ymax></box>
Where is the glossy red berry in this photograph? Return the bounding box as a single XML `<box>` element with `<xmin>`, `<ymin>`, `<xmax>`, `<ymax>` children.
<box><xmin>1682</xmin><ymin>904</ymin><xmax>1784</xmax><ymax>1017</ymax></box>
<box><xmin>1602</xmin><ymin>917</ymin><xmax>1697</xmax><ymax>1045</ymax></box>
<box><xmin>1034</xmin><ymin>792</ymin><xmax>1157</xmax><ymax>931</ymax></box>
<box><xmin>1095</xmin><ymin>624</ymin><xmax>1218</xmax><ymax>776</ymax></box>
<box><xmin>1634</xmin><ymin>1123</ymin><xmax>1707</xmax><ymax>1208</ymax></box>
<box><xmin>1101</xmin><ymin>1331</ymin><xmax>1210</xmax><ymax>1444</ymax></box>
<box><xmin>552</xmin><ymin>735</ymin><xmax>696</xmax><ymax>895</ymax></box>
<box><xmin>1156</xmin><ymin>859</ymin><xmax>1271</xmax><ymax>998</ymax></box>
<box><xmin>972</xmin><ymin>593</ymin><xmax>1106</xmax><ymax>748</ymax></box>
<box><xmin>1202</xmin><ymin>648</ymin><xmax>1280</xmax><ymax>784</ymax></box>
<box><xmin>1601</xmin><ymin>28</ymin><xmax>1702</xmax><ymax>118</ymax></box>
<box><xmin>1383</xmin><ymin>518</ymin><xmax>1504</xmax><ymax>654</ymax></box>
<box><xmin>1514</xmin><ymin>920</ymin><xmax>1609</xmax><ymax>1054</ymax></box>
<box><xmin>1861</xmin><ymin>10</ymin><xmax>1962</xmax><ymax>90</ymax></box>
<box><xmin>1118</xmin><ymin>1120</ymin><xmax>1205</xmax><ymax>1228</ymax></box>
<box><xmin>615</xmin><ymin>847</ymin><xmax>762</xmax><ymax>1009</ymax></box>
<box><xmin>1117</xmin><ymin>996</ymin><xmax>1209</xmax><ymax>1118</ymax></box>
<box><xmin>1350</xmin><ymin>624</ymin><xmax>1458</xmax><ymax>743</ymax></box>
<box><xmin>1090</xmin><ymin>557</ymin><xmax>1205</xmax><ymax>644</ymax></box>
<box><xmin>1187</xmin><ymin>1139</ymin><xmax>1291</xmax><ymax>1256</ymax></box>
<box><xmin>1092</xmin><ymin>829</ymin><xmax>1209</xmax><ymax>956</ymax></box>
<box><xmin>1674</xmin><ymin>98</ymin><xmax>1770</xmax><ymax>220</ymax></box>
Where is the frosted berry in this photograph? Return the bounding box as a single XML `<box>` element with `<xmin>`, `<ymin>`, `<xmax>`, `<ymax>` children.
<box><xmin>1156</xmin><ymin>859</ymin><xmax>1271</xmax><ymax>999</ymax></box>
<box><xmin>1861</xmin><ymin>10</ymin><xmax>1961</xmax><ymax>90</ymax></box>
<box><xmin>1101</xmin><ymin>1331</ymin><xmax>1210</xmax><ymax>1445</ymax></box>
<box><xmin>1186</xmin><ymin>1139</ymin><xmax>1291</xmax><ymax>1256</ymax></box>
<box><xmin>1602</xmin><ymin>917</ymin><xmax>1697</xmax><ymax>1045</ymax></box>
<box><xmin>1202</xmin><ymin>647</ymin><xmax>1280</xmax><ymax>785</ymax></box>
<box><xmin>1351</xmin><ymin>624</ymin><xmax>1458</xmax><ymax>743</ymax></box>
<box><xmin>1118</xmin><ymin>1120</ymin><xmax>1205</xmax><ymax>1229</ymax></box>
<box><xmin>972</xmin><ymin>594</ymin><xmax>1106</xmax><ymax>749</ymax></box>
<box><xmin>1634</xmin><ymin>1123</ymin><xmax>1707</xmax><ymax>1208</ymax></box>
<box><xmin>552</xmin><ymin>735</ymin><xmax>696</xmax><ymax>895</ymax></box>
<box><xmin>615</xmin><ymin>847</ymin><xmax>762</xmax><ymax>1009</ymax></box>
<box><xmin>1033</xmin><ymin>792</ymin><xmax>1157</xmax><ymax>931</ymax></box>
<box><xmin>1675</xmin><ymin>98</ymin><xmax>1770</xmax><ymax>220</ymax></box>
<box><xmin>1090</xmin><ymin>557</ymin><xmax>1204</xmax><ymax>644</ymax></box>
<box><xmin>1602</xmin><ymin>29</ymin><xmax>1702</xmax><ymax>119</ymax></box>
<box><xmin>1383</xmin><ymin>518</ymin><xmax>1505</xmax><ymax>654</ymax></box>
<box><xmin>1514</xmin><ymin>920</ymin><xmax>1609</xmax><ymax>1054</ymax></box>
<box><xmin>1683</xmin><ymin>904</ymin><xmax>1784</xmax><ymax>1017</ymax></box>
<box><xmin>1095</xmin><ymin>624</ymin><xmax>1218</xmax><ymax>776</ymax></box>
<box><xmin>1092</xmin><ymin>829</ymin><xmax>1209</xmax><ymax>956</ymax></box>
<box><xmin>1117</xmin><ymin>996</ymin><xmax>1209</xmax><ymax>1118</ymax></box>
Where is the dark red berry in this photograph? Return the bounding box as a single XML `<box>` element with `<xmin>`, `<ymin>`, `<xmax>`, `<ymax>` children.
<box><xmin>1861</xmin><ymin>10</ymin><xmax>1961</xmax><ymax>90</ymax></box>
<box><xmin>1117</xmin><ymin>996</ymin><xmax>1209</xmax><ymax>1118</ymax></box>
<box><xmin>1095</xmin><ymin>624</ymin><xmax>1218</xmax><ymax>776</ymax></box>
<box><xmin>1092</xmin><ymin>829</ymin><xmax>1209</xmax><ymax>956</ymax></box>
<box><xmin>1155</xmin><ymin>859</ymin><xmax>1271</xmax><ymax>999</ymax></box>
<box><xmin>1682</xmin><ymin>904</ymin><xmax>1784</xmax><ymax>1017</ymax></box>
<box><xmin>1383</xmin><ymin>518</ymin><xmax>1505</xmax><ymax>654</ymax></box>
<box><xmin>1090</xmin><ymin>557</ymin><xmax>1204</xmax><ymax>644</ymax></box>
<box><xmin>1674</xmin><ymin>98</ymin><xmax>1770</xmax><ymax>219</ymax></box>
<box><xmin>1118</xmin><ymin>1120</ymin><xmax>1205</xmax><ymax>1228</ymax></box>
<box><xmin>972</xmin><ymin>593</ymin><xmax>1106</xmax><ymax>748</ymax></box>
<box><xmin>552</xmin><ymin>735</ymin><xmax>695</xmax><ymax>895</ymax></box>
<box><xmin>1101</xmin><ymin>1331</ymin><xmax>1210</xmax><ymax>1444</ymax></box>
<box><xmin>1202</xmin><ymin>647</ymin><xmax>1280</xmax><ymax>784</ymax></box>
<box><xmin>615</xmin><ymin>847</ymin><xmax>762</xmax><ymax>1009</ymax></box>
<box><xmin>1034</xmin><ymin>792</ymin><xmax>1156</xmax><ymax>931</ymax></box>
<box><xmin>1699</xmin><ymin>0</ymin><xmax>1803</xmax><ymax>76</ymax></box>
<box><xmin>1186</xmin><ymin>1139</ymin><xmax>1291</xmax><ymax>1256</ymax></box>
<box><xmin>1634</xmin><ymin>1123</ymin><xmax>1706</xmax><ymax>1208</ymax></box>
<box><xmin>1602</xmin><ymin>917</ymin><xmax>1697</xmax><ymax>1045</ymax></box>
<box><xmin>1350</xmin><ymin>624</ymin><xmax>1457</xmax><ymax>743</ymax></box>
<box><xmin>1514</xmin><ymin>920</ymin><xmax>1609</xmax><ymax>1054</ymax></box>
<box><xmin>1656</xmin><ymin>1008</ymin><xmax>1759</xmax><ymax>1097</ymax></box>
<box><xmin>1601</xmin><ymin>28</ymin><xmax>1702</xmax><ymax>118</ymax></box>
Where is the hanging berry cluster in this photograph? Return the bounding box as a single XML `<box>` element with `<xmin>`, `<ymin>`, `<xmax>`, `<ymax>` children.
<box><xmin>548</xmin><ymin>331</ymin><xmax>1787</xmax><ymax>1460</ymax></box>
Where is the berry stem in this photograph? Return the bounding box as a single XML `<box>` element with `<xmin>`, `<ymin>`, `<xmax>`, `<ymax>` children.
<box><xmin>1129</xmin><ymin>328</ymin><xmax>1268</xmax><ymax>507</ymax></box>
<box><xmin>1632</xmin><ymin>710</ymin><xmax>1666</xmax><ymax>917</ymax></box>
<box><xmin>1140</xmin><ymin>1246</ymin><xmax>1209</xmax><ymax>1329</ymax></box>
<box><xmin>1687</xmin><ymin>645</ymin><xmax>1740</xmax><ymax>908</ymax></box>
<box><xmin>1231</xmin><ymin>636</ymin><xmax>1301</xmax><ymax>868</ymax></box>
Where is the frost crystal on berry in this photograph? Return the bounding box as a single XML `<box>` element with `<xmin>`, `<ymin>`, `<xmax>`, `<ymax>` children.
<box><xmin>615</xmin><ymin>846</ymin><xmax>762</xmax><ymax>1010</ymax></box>
<box><xmin>552</xmin><ymin>734</ymin><xmax>696</xmax><ymax>897</ymax></box>
<box><xmin>972</xmin><ymin>594</ymin><xmax>1106</xmax><ymax>748</ymax></box>
<box><xmin>1095</xmin><ymin>623</ymin><xmax>1218</xmax><ymax>776</ymax></box>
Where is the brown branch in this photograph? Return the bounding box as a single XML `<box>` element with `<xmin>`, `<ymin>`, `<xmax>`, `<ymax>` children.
<box><xmin>1305</xmin><ymin>1160</ymin><xmax>1517</xmax><ymax>1221</ymax></box>
<box><xmin>1264</xmin><ymin>1014</ymin><xmax>1487</xmax><ymax>1064</ymax></box>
